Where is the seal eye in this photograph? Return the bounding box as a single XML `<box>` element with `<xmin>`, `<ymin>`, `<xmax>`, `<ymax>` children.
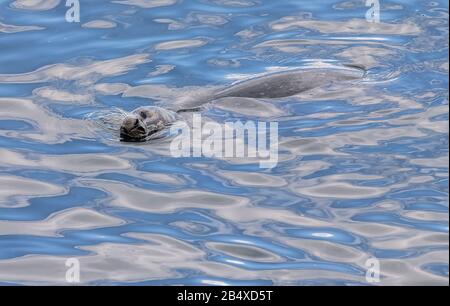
<box><xmin>140</xmin><ymin>111</ymin><xmax>147</xmax><ymax>119</ymax></box>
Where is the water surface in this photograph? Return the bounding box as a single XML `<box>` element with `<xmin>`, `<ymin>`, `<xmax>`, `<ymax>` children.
<box><xmin>0</xmin><ymin>0</ymin><xmax>448</xmax><ymax>285</ymax></box>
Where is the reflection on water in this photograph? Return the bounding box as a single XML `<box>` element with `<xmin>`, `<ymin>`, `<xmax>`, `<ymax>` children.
<box><xmin>0</xmin><ymin>0</ymin><xmax>448</xmax><ymax>285</ymax></box>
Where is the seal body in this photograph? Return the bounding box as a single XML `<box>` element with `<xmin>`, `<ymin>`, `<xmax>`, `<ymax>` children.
<box><xmin>174</xmin><ymin>67</ymin><xmax>365</xmax><ymax>110</ymax></box>
<box><xmin>120</xmin><ymin>106</ymin><xmax>178</xmax><ymax>141</ymax></box>
<box><xmin>214</xmin><ymin>68</ymin><xmax>365</xmax><ymax>99</ymax></box>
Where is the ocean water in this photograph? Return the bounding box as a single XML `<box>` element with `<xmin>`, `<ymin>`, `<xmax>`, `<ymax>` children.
<box><xmin>0</xmin><ymin>0</ymin><xmax>448</xmax><ymax>286</ymax></box>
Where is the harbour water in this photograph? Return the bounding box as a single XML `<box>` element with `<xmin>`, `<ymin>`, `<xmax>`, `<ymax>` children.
<box><xmin>0</xmin><ymin>0</ymin><xmax>448</xmax><ymax>285</ymax></box>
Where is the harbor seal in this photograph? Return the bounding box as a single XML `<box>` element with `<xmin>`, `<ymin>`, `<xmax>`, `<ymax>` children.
<box><xmin>120</xmin><ymin>66</ymin><xmax>365</xmax><ymax>141</ymax></box>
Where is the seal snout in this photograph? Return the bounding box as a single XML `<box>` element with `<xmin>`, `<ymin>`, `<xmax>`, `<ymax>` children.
<box><xmin>120</xmin><ymin>115</ymin><xmax>149</xmax><ymax>141</ymax></box>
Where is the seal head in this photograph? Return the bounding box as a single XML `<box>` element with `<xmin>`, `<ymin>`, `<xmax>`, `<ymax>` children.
<box><xmin>120</xmin><ymin>106</ymin><xmax>177</xmax><ymax>142</ymax></box>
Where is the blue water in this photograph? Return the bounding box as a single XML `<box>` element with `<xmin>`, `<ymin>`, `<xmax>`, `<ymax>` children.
<box><xmin>0</xmin><ymin>0</ymin><xmax>448</xmax><ymax>285</ymax></box>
